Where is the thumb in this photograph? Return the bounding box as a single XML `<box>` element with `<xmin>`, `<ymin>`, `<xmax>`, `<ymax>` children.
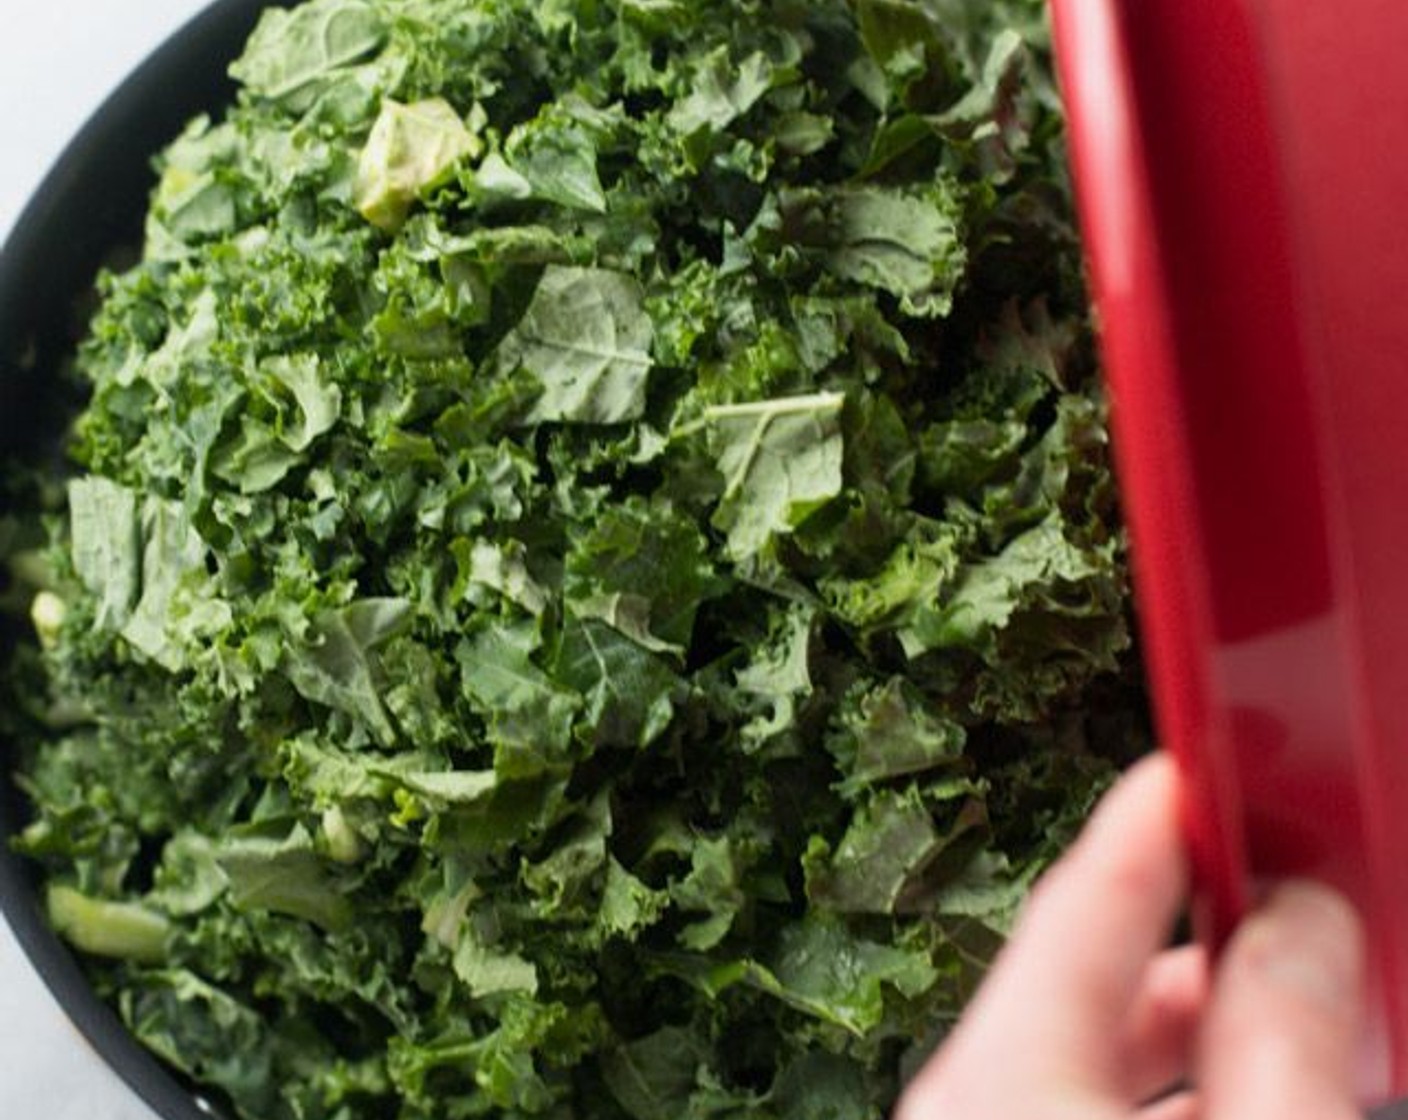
<box><xmin>1198</xmin><ymin>881</ymin><xmax>1364</xmax><ymax>1120</ymax></box>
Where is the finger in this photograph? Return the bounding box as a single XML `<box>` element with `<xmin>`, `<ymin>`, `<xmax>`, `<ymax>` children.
<box><xmin>1198</xmin><ymin>881</ymin><xmax>1363</xmax><ymax>1120</ymax></box>
<box><xmin>947</xmin><ymin>753</ymin><xmax>1188</xmax><ymax>1091</ymax></box>
<box><xmin>1121</xmin><ymin>944</ymin><xmax>1210</xmax><ymax>1103</ymax></box>
<box><xmin>1139</xmin><ymin>1089</ymin><xmax>1199</xmax><ymax>1120</ymax></box>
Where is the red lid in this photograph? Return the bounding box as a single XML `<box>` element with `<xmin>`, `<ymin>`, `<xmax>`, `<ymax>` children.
<box><xmin>1049</xmin><ymin>0</ymin><xmax>1408</xmax><ymax>1100</ymax></box>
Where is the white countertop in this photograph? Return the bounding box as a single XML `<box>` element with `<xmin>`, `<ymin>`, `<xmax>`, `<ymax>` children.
<box><xmin>0</xmin><ymin>5</ymin><xmax>214</xmax><ymax>1115</ymax></box>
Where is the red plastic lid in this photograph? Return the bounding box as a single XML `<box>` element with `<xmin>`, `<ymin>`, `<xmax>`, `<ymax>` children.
<box><xmin>1049</xmin><ymin>0</ymin><xmax>1408</xmax><ymax>1101</ymax></box>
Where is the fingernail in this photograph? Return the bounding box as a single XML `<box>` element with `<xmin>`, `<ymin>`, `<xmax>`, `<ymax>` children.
<box><xmin>1242</xmin><ymin>881</ymin><xmax>1363</xmax><ymax>1011</ymax></box>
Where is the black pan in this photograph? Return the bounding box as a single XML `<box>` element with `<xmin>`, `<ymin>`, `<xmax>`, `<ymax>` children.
<box><xmin>0</xmin><ymin>5</ymin><xmax>276</xmax><ymax>1117</ymax></box>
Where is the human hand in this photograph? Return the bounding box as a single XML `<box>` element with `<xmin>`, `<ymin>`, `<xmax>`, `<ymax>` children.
<box><xmin>895</xmin><ymin>754</ymin><xmax>1364</xmax><ymax>1120</ymax></box>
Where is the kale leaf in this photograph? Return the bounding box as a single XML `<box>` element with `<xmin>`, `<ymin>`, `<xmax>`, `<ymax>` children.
<box><xmin>1</xmin><ymin>2</ymin><xmax>1149</xmax><ymax>1118</ymax></box>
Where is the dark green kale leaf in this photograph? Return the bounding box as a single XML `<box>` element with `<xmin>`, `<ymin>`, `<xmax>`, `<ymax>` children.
<box><xmin>0</xmin><ymin>2</ymin><xmax>1149</xmax><ymax>1118</ymax></box>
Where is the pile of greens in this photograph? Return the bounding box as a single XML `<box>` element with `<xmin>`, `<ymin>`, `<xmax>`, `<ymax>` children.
<box><xmin>2</xmin><ymin>1</ymin><xmax>1149</xmax><ymax>1117</ymax></box>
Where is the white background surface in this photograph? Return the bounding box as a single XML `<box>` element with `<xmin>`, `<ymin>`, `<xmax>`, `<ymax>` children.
<box><xmin>0</xmin><ymin>5</ymin><xmax>214</xmax><ymax>1116</ymax></box>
